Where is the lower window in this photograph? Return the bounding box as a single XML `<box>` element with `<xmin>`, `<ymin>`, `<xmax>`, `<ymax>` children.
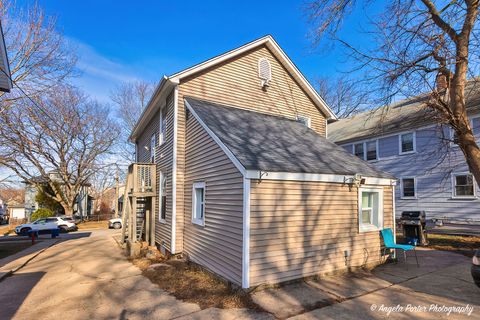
<box><xmin>401</xmin><ymin>178</ymin><xmax>416</xmax><ymax>198</ymax></box>
<box><xmin>359</xmin><ymin>187</ymin><xmax>383</xmax><ymax>232</ymax></box>
<box><xmin>159</xmin><ymin>173</ymin><xmax>167</xmax><ymax>222</ymax></box>
<box><xmin>452</xmin><ymin>173</ymin><xmax>475</xmax><ymax>198</ymax></box>
<box><xmin>192</xmin><ymin>182</ymin><xmax>206</xmax><ymax>226</ymax></box>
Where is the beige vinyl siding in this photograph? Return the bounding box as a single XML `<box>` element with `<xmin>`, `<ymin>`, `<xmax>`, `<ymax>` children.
<box><xmin>183</xmin><ymin>114</ymin><xmax>244</xmax><ymax>285</ymax></box>
<box><xmin>176</xmin><ymin>44</ymin><xmax>328</xmax><ymax>254</ymax></box>
<box><xmin>135</xmin><ymin>92</ymin><xmax>175</xmax><ymax>252</ymax></box>
<box><xmin>249</xmin><ymin>180</ymin><xmax>393</xmax><ymax>286</ymax></box>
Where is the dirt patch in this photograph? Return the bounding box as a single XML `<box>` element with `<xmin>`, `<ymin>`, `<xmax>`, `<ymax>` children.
<box><xmin>132</xmin><ymin>257</ymin><xmax>262</xmax><ymax>310</ymax></box>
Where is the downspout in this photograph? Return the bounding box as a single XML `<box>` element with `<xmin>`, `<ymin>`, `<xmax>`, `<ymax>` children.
<box><xmin>392</xmin><ymin>183</ymin><xmax>396</xmax><ymax>259</ymax></box>
<box><xmin>242</xmin><ymin>177</ymin><xmax>251</xmax><ymax>288</ymax></box>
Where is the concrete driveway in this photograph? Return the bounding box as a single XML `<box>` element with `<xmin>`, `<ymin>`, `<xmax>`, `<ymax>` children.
<box><xmin>0</xmin><ymin>230</ymin><xmax>478</xmax><ymax>319</ymax></box>
<box><xmin>0</xmin><ymin>230</ymin><xmax>268</xmax><ymax>320</ymax></box>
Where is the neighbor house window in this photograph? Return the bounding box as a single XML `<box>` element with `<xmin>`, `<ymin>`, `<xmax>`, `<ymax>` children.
<box><xmin>296</xmin><ymin>115</ymin><xmax>311</xmax><ymax>128</ymax></box>
<box><xmin>192</xmin><ymin>182</ymin><xmax>206</xmax><ymax>226</ymax></box>
<box><xmin>401</xmin><ymin>177</ymin><xmax>416</xmax><ymax>198</ymax></box>
<box><xmin>366</xmin><ymin>141</ymin><xmax>377</xmax><ymax>161</ymax></box>
<box><xmin>399</xmin><ymin>132</ymin><xmax>415</xmax><ymax>154</ymax></box>
<box><xmin>159</xmin><ymin>106</ymin><xmax>167</xmax><ymax>145</ymax></box>
<box><xmin>354</xmin><ymin>143</ymin><xmax>364</xmax><ymax>159</ymax></box>
<box><xmin>358</xmin><ymin>187</ymin><xmax>383</xmax><ymax>232</ymax></box>
<box><xmin>159</xmin><ymin>172</ymin><xmax>167</xmax><ymax>222</ymax></box>
<box><xmin>452</xmin><ymin>173</ymin><xmax>475</xmax><ymax>198</ymax></box>
<box><xmin>150</xmin><ymin>134</ymin><xmax>156</xmax><ymax>163</ymax></box>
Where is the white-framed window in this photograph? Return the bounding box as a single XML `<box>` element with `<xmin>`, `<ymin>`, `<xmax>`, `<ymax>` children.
<box><xmin>354</xmin><ymin>143</ymin><xmax>364</xmax><ymax>159</ymax></box>
<box><xmin>296</xmin><ymin>115</ymin><xmax>311</xmax><ymax>128</ymax></box>
<box><xmin>452</xmin><ymin>173</ymin><xmax>476</xmax><ymax>198</ymax></box>
<box><xmin>192</xmin><ymin>182</ymin><xmax>206</xmax><ymax>226</ymax></box>
<box><xmin>159</xmin><ymin>106</ymin><xmax>167</xmax><ymax>145</ymax></box>
<box><xmin>399</xmin><ymin>132</ymin><xmax>416</xmax><ymax>154</ymax></box>
<box><xmin>150</xmin><ymin>134</ymin><xmax>156</xmax><ymax>163</ymax></box>
<box><xmin>358</xmin><ymin>187</ymin><xmax>383</xmax><ymax>232</ymax></box>
<box><xmin>159</xmin><ymin>172</ymin><xmax>167</xmax><ymax>223</ymax></box>
<box><xmin>400</xmin><ymin>177</ymin><xmax>416</xmax><ymax>199</ymax></box>
<box><xmin>366</xmin><ymin>141</ymin><xmax>377</xmax><ymax>161</ymax></box>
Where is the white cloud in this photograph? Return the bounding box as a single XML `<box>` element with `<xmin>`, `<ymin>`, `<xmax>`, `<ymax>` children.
<box><xmin>67</xmin><ymin>38</ymin><xmax>157</xmax><ymax>103</ymax></box>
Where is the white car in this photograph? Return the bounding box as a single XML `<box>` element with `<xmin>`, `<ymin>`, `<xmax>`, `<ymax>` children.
<box><xmin>108</xmin><ymin>218</ymin><xmax>122</xmax><ymax>229</ymax></box>
<box><xmin>15</xmin><ymin>217</ymin><xmax>77</xmax><ymax>235</ymax></box>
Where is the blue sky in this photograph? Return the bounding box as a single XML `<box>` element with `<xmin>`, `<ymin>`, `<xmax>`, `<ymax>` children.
<box><xmin>15</xmin><ymin>0</ymin><xmax>368</xmax><ymax>102</ymax></box>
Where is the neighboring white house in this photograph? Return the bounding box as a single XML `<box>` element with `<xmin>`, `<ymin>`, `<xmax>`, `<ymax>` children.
<box><xmin>0</xmin><ymin>20</ymin><xmax>12</xmax><ymax>92</ymax></box>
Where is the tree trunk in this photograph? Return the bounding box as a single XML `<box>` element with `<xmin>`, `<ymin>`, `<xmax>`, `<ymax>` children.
<box><xmin>63</xmin><ymin>206</ymin><xmax>74</xmax><ymax>217</ymax></box>
<box><xmin>459</xmin><ymin>129</ymin><xmax>480</xmax><ymax>188</ymax></box>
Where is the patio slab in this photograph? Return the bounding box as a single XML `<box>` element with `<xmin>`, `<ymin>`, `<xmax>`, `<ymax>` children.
<box><xmin>306</xmin><ymin>271</ymin><xmax>393</xmax><ymax>300</ymax></box>
<box><xmin>252</xmin><ymin>282</ymin><xmax>338</xmax><ymax>319</ymax></box>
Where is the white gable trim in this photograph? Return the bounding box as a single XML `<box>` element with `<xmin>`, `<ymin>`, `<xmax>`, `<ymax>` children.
<box><xmin>0</xmin><ymin>21</ymin><xmax>12</xmax><ymax>92</ymax></box>
<box><xmin>170</xmin><ymin>35</ymin><xmax>336</xmax><ymax>120</ymax></box>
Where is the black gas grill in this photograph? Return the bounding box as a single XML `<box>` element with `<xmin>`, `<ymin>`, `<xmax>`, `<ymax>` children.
<box><xmin>400</xmin><ymin>211</ymin><xmax>428</xmax><ymax>246</ymax></box>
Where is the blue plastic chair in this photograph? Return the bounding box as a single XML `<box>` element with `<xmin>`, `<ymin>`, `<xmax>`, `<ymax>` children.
<box><xmin>381</xmin><ymin>228</ymin><xmax>419</xmax><ymax>267</ymax></box>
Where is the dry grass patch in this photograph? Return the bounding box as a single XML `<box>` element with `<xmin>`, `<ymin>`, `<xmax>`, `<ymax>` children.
<box><xmin>132</xmin><ymin>257</ymin><xmax>261</xmax><ymax>310</ymax></box>
<box><xmin>76</xmin><ymin>221</ymin><xmax>108</xmax><ymax>230</ymax></box>
<box><xmin>427</xmin><ymin>234</ymin><xmax>480</xmax><ymax>257</ymax></box>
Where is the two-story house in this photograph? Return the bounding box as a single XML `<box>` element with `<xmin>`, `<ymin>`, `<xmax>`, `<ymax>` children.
<box><xmin>125</xmin><ymin>35</ymin><xmax>396</xmax><ymax>289</ymax></box>
<box><xmin>329</xmin><ymin>83</ymin><xmax>480</xmax><ymax>223</ymax></box>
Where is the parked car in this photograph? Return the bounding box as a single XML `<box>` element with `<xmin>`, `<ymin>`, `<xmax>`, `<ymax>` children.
<box><xmin>472</xmin><ymin>250</ymin><xmax>480</xmax><ymax>288</ymax></box>
<box><xmin>15</xmin><ymin>217</ymin><xmax>77</xmax><ymax>235</ymax></box>
<box><xmin>108</xmin><ymin>218</ymin><xmax>122</xmax><ymax>229</ymax></box>
<box><xmin>0</xmin><ymin>213</ymin><xmax>9</xmax><ymax>225</ymax></box>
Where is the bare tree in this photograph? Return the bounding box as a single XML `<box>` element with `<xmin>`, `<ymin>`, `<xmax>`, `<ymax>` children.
<box><xmin>0</xmin><ymin>85</ymin><xmax>119</xmax><ymax>215</ymax></box>
<box><xmin>0</xmin><ymin>0</ymin><xmax>77</xmax><ymax>102</ymax></box>
<box><xmin>110</xmin><ymin>80</ymin><xmax>155</xmax><ymax>161</ymax></box>
<box><xmin>306</xmin><ymin>0</ymin><xmax>480</xmax><ymax>185</ymax></box>
<box><xmin>317</xmin><ymin>76</ymin><xmax>369</xmax><ymax>118</ymax></box>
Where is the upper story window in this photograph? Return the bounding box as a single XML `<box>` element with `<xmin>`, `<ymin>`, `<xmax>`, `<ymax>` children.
<box><xmin>366</xmin><ymin>141</ymin><xmax>377</xmax><ymax>161</ymax></box>
<box><xmin>159</xmin><ymin>106</ymin><xmax>167</xmax><ymax>145</ymax></box>
<box><xmin>399</xmin><ymin>132</ymin><xmax>415</xmax><ymax>154</ymax></box>
<box><xmin>401</xmin><ymin>177</ymin><xmax>416</xmax><ymax>198</ymax></box>
<box><xmin>452</xmin><ymin>173</ymin><xmax>475</xmax><ymax>198</ymax></box>
<box><xmin>150</xmin><ymin>134</ymin><xmax>156</xmax><ymax>163</ymax></box>
<box><xmin>296</xmin><ymin>115</ymin><xmax>311</xmax><ymax>128</ymax></box>
<box><xmin>354</xmin><ymin>143</ymin><xmax>364</xmax><ymax>159</ymax></box>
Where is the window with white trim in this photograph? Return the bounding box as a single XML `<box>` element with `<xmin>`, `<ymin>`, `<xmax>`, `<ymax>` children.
<box><xmin>359</xmin><ymin>187</ymin><xmax>383</xmax><ymax>232</ymax></box>
<box><xmin>159</xmin><ymin>106</ymin><xmax>167</xmax><ymax>145</ymax></box>
<box><xmin>401</xmin><ymin>177</ymin><xmax>416</xmax><ymax>198</ymax></box>
<box><xmin>354</xmin><ymin>143</ymin><xmax>364</xmax><ymax>159</ymax></box>
<box><xmin>296</xmin><ymin>115</ymin><xmax>311</xmax><ymax>128</ymax></box>
<box><xmin>452</xmin><ymin>173</ymin><xmax>475</xmax><ymax>198</ymax></box>
<box><xmin>366</xmin><ymin>141</ymin><xmax>377</xmax><ymax>161</ymax></box>
<box><xmin>159</xmin><ymin>172</ymin><xmax>167</xmax><ymax>222</ymax></box>
<box><xmin>192</xmin><ymin>182</ymin><xmax>206</xmax><ymax>226</ymax></box>
<box><xmin>399</xmin><ymin>132</ymin><xmax>415</xmax><ymax>154</ymax></box>
<box><xmin>150</xmin><ymin>134</ymin><xmax>156</xmax><ymax>163</ymax></box>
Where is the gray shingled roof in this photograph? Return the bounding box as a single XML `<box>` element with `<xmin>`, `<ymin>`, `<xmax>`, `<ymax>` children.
<box><xmin>328</xmin><ymin>80</ymin><xmax>480</xmax><ymax>144</ymax></box>
<box><xmin>185</xmin><ymin>97</ymin><xmax>394</xmax><ymax>179</ymax></box>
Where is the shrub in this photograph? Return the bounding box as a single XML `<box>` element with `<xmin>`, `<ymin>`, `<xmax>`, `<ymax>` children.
<box><xmin>31</xmin><ymin>208</ymin><xmax>54</xmax><ymax>221</ymax></box>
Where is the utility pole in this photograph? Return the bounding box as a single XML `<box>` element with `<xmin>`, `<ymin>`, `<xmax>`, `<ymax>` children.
<box><xmin>114</xmin><ymin>167</ymin><xmax>119</xmax><ymax>218</ymax></box>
